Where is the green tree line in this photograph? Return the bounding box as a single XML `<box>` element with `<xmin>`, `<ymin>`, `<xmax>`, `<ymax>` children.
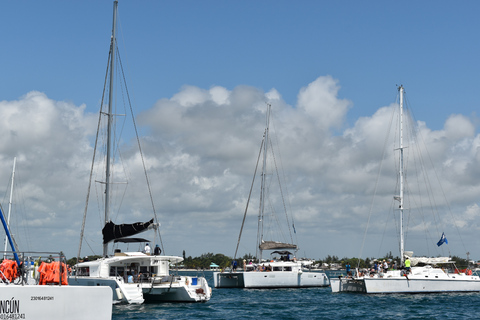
<box><xmin>65</xmin><ymin>252</ymin><xmax>472</xmax><ymax>270</ymax></box>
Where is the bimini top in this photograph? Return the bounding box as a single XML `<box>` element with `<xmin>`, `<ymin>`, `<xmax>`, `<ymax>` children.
<box><xmin>259</xmin><ymin>240</ymin><xmax>298</xmax><ymax>251</ymax></box>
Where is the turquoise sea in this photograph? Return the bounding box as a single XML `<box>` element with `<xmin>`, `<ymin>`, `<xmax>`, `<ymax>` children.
<box><xmin>112</xmin><ymin>271</ymin><xmax>480</xmax><ymax>320</ymax></box>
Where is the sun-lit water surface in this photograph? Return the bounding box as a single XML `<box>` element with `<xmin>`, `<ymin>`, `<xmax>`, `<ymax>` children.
<box><xmin>112</xmin><ymin>271</ymin><xmax>480</xmax><ymax>320</ymax></box>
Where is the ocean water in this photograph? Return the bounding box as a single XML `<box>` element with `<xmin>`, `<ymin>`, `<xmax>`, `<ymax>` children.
<box><xmin>112</xmin><ymin>271</ymin><xmax>480</xmax><ymax>320</ymax></box>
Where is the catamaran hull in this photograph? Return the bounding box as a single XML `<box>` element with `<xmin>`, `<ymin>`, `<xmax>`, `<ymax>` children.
<box><xmin>142</xmin><ymin>287</ymin><xmax>209</xmax><ymax>302</ymax></box>
<box><xmin>68</xmin><ymin>276</ymin><xmax>144</xmax><ymax>304</ymax></box>
<box><xmin>330</xmin><ymin>277</ymin><xmax>365</xmax><ymax>293</ymax></box>
<box><xmin>214</xmin><ymin>271</ymin><xmax>329</xmax><ymax>288</ymax></box>
<box><xmin>0</xmin><ymin>285</ymin><xmax>112</xmax><ymax>320</ymax></box>
<box><xmin>141</xmin><ymin>276</ymin><xmax>211</xmax><ymax>302</ymax></box>
<box><xmin>331</xmin><ymin>277</ymin><xmax>480</xmax><ymax>293</ymax></box>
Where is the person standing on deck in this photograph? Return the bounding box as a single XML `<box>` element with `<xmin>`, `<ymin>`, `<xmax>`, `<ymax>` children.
<box><xmin>154</xmin><ymin>244</ymin><xmax>161</xmax><ymax>255</ymax></box>
<box><xmin>144</xmin><ymin>243</ymin><xmax>151</xmax><ymax>255</ymax></box>
<box><xmin>405</xmin><ymin>257</ymin><xmax>411</xmax><ymax>273</ymax></box>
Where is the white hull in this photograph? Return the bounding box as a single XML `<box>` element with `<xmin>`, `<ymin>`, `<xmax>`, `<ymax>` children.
<box><xmin>214</xmin><ymin>270</ymin><xmax>329</xmax><ymax>288</ymax></box>
<box><xmin>0</xmin><ymin>285</ymin><xmax>112</xmax><ymax>319</ymax></box>
<box><xmin>140</xmin><ymin>276</ymin><xmax>211</xmax><ymax>302</ymax></box>
<box><xmin>330</xmin><ymin>267</ymin><xmax>480</xmax><ymax>294</ymax></box>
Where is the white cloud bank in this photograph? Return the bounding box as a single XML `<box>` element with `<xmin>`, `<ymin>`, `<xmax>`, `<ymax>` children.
<box><xmin>1</xmin><ymin>76</ymin><xmax>480</xmax><ymax>261</ymax></box>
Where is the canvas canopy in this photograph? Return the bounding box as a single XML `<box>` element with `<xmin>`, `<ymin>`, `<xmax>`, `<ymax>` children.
<box><xmin>259</xmin><ymin>240</ymin><xmax>297</xmax><ymax>250</ymax></box>
<box><xmin>102</xmin><ymin>219</ymin><xmax>154</xmax><ymax>244</ymax></box>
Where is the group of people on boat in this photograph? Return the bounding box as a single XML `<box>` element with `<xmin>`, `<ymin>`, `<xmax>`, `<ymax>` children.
<box><xmin>143</xmin><ymin>243</ymin><xmax>161</xmax><ymax>255</ymax></box>
<box><xmin>344</xmin><ymin>257</ymin><xmax>412</xmax><ymax>278</ymax></box>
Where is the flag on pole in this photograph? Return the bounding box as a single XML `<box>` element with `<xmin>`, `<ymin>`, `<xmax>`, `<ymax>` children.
<box><xmin>437</xmin><ymin>232</ymin><xmax>448</xmax><ymax>247</ymax></box>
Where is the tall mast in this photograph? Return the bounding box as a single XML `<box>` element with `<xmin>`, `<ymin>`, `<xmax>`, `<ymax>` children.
<box><xmin>4</xmin><ymin>157</ymin><xmax>16</xmax><ymax>258</ymax></box>
<box><xmin>104</xmin><ymin>0</ymin><xmax>118</xmax><ymax>257</ymax></box>
<box><xmin>257</xmin><ymin>103</ymin><xmax>271</xmax><ymax>262</ymax></box>
<box><xmin>398</xmin><ymin>86</ymin><xmax>405</xmax><ymax>265</ymax></box>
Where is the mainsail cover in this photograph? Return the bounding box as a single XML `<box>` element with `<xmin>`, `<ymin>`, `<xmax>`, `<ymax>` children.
<box><xmin>102</xmin><ymin>219</ymin><xmax>154</xmax><ymax>244</ymax></box>
<box><xmin>259</xmin><ymin>240</ymin><xmax>298</xmax><ymax>251</ymax></box>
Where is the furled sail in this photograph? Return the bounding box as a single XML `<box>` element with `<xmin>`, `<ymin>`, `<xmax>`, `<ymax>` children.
<box><xmin>259</xmin><ymin>240</ymin><xmax>298</xmax><ymax>251</ymax></box>
<box><xmin>102</xmin><ymin>219</ymin><xmax>154</xmax><ymax>244</ymax></box>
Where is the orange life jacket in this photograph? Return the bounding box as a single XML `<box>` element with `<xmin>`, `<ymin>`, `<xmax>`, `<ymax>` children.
<box><xmin>0</xmin><ymin>260</ymin><xmax>18</xmax><ymax>283</ymax></box>
<box><xmin>38</xmin><ymin>261</ymin><xmax>68</xmax><ymax>285</ymax></box>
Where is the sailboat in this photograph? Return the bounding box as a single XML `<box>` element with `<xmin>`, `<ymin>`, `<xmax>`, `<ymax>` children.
<box><xmin>68</xmin><ymin>0</ymin><xmax>211</xmax><ymax>303</ymax></box>
<box><xmin>330</xmin><ymin>85</ymin><xmax>480</xmax><ymax>293</ymax></box>
<box><xmin>0</xmin><ymin>162</ymin><xmax>112</xmax><ymax>319</ymax></box>
<box><xmin>214</xmin><ymin>103</ymin><xmax>329</xmax><ymax>288</ymax></box>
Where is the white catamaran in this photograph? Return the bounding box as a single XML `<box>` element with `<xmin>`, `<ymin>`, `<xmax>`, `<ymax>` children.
<box><xmin>214</xmin><ymin>103</ymin><xmax>329</xmax><ymax>288</ymax></box>
<box><xmin>330</xmin><ymin>86</ymin><xmax>480</xmax><ymax>294</ymax></box>
<box><xmin>68</xmin><ymin>0</ymin><xmax>211</xmax><ymax>304</ymax></box>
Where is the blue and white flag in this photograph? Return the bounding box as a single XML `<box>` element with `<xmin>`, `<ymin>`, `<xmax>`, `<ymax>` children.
<box><xmin>437</xmin><ymin>232</ymin><xmax>448</xmax><ymax>247</ymax></box>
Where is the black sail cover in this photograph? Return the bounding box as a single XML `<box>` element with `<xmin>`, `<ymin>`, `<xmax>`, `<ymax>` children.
<box><xmin>102</xmin><ymin>218</ymin><xmax>154</xmax><ymax>244</ymax></box>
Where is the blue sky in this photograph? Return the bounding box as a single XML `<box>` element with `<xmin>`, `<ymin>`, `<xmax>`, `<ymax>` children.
<box><xmin>1</xmin><ymin>1</ymin><xmax>480</xmax><ymax>261</ymax></box>
<box><xmin>3</xmin><ymin>1</ymin><xmax>479</xmax><ymax>130</ymax></box>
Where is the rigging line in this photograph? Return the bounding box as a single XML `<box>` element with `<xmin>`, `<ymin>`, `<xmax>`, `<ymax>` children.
<box><xmin>407</xmin><ymin>116</ymin><xmax>440</xmax><ymax>238</ymax></box>
<box><xmin>357</xmin><ymin>101</ymin><xmax>397</xmax><ymax>268</ymax></box>
<box><xmin>407</xmin><ymin>101</ymin><xmax>467</xmax><ymax>255</ymax></box>
<box><xmin>378</xmin><ymin>196</ymin><xmax>395</xmax><ymax>259</ymax></box>
<box><xmin>0</xmin><ymin>204</ymin><xmax>19</xmax><ymax>255</ymax></box>
<box><xmin>17</xmin><ymin>174</ymin><xmax>32</xmax><ymax>251</ymax></box>
<box><xmin>117</xmin><ymin>48</ymin><xmax>165</xmax><ymax>254</ymax></box>
<box><xmin>257</xmin><ymin>131</ymin><xmax>268</xmax><ymax>261</ymax></box>
<box><xmin>405</xmin><ymin>102</ymin><xmax>447</xmax><ymax>255</ymax></box>
<box><xmin>270</xmin><ymin>138</ymin><xmax>294</xmax><ymax>245</ymax></box>
<box><xmin>403</xmin><ymin>122</ymin><xmax>435</xmax><ymax>257</ymax></box>
<box><xmin>111</xmin><ymin>50</ymin><xmax>130</xmax><ymax>223</ymax></box>
<box><xmin>77</xmin><ymin>49</ymin><xmax>111</xmax><ymax>262</ymax></box>
<box><xmin>270</xmin><ymin>112</ymin><xmax>298</xmax><ymax>246</ymax></box>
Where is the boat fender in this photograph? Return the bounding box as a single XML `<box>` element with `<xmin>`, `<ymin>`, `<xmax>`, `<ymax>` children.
<box><xmin>115</xmin><ymin>288</ymin><xmax>123</xmax><ymax>300</ymax></box>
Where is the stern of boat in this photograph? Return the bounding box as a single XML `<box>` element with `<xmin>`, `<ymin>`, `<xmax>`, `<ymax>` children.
<box><xmin>214</xmin><ymin>271</ymin><xmax>245</xmax><ymax>288</ymax></box>
<box><xmin>330</xmin><ymin>276</ymin><xmax>366</xmax><ymax>293</ymax></box>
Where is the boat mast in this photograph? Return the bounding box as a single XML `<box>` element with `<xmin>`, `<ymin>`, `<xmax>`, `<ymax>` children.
<box><xmin>398</xmin><ymin>85</ymin><xmax>405</xmax><ymax>265</ymax></box>
<box><xmin>104</xmin><ymin>0</ymin><xmax>118</xmax><ymax>257</ymax></box>
<box><xmin>4</xmin><ymin>157</ymin><xmax>16</xmax><ymax>259</ymax></box>
<box><xmin>257</xmin><ymin>103</ymin><xmax>271</xmax><ymax>262</ymax></box>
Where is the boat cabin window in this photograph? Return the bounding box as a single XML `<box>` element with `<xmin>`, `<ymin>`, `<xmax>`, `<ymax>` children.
<box><xmin>78</xmin><ymin>267</ymin><xmax>90</xmax><ymax>276</ymax></box>
<box><xmin>273</xmin><ymin>267</ymin><xmax>282</xmax><ymax>272</ymax></box>
<box><xmin>110</xmin><ymin>266</ymin><xmax>125</xmax><ymax>277</ymax></box>
<box><xmin>283</xmin><ymin>267</ymin><xmax>292</xmax><ymax>271</ymax></box>
<box><xmin>149</xmin><ymin>266</ymin><xmax>157</xmax><ymax>275</ymax></box>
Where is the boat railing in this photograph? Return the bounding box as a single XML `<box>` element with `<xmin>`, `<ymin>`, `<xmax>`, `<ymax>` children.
<box><xmin>0</xmin><ymin>250</ymin><xmax>68</xmax><ymax>286</ymax></box>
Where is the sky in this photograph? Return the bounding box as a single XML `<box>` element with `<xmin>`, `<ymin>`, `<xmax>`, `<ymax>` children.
<box><xmin>1</xmin><ymin>0</ymin><xmax>480</xmax><ymax>262</ymax></box>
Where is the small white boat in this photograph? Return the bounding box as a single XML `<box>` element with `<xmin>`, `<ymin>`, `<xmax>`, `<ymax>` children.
<box><xmin>214</xmin><ymin>103</ymin><xmax>329</xmax><ymax>289</ymax></box>
<box><xmin>330</xmin><ymin>86</ymin><xmax>480</xmax><ymax>294</ymax></box>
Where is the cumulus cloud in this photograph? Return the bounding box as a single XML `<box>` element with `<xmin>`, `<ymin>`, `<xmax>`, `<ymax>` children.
<box><xmin>1</xmin><ymin>77</ymin><xmax>480</xmax><ymax>260</ymax></box>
